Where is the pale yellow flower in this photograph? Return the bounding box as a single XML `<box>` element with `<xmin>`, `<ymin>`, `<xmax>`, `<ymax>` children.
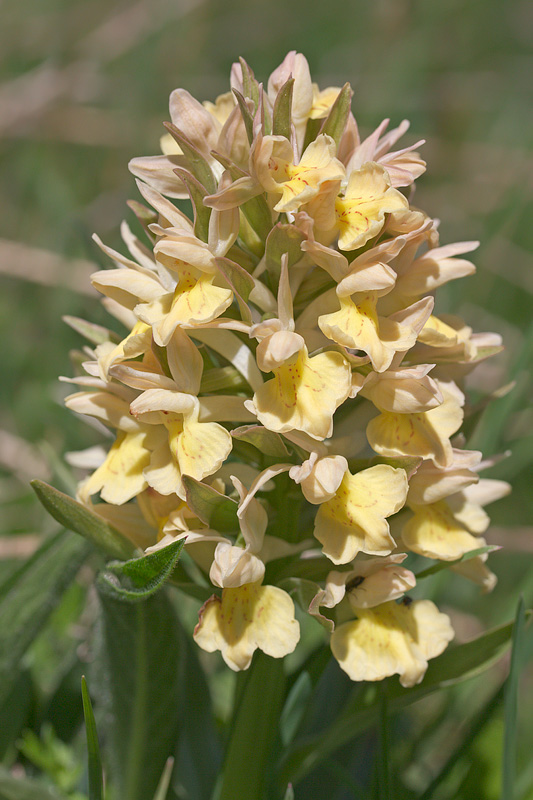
<box><xmin>313</xmin><ymin>464</ymin><xmax>408</xmax><ymax>564</ymax></box>
<box><xmin>334</xmin><ymin>162</ymin><xmax>408</xmax><ymax>251</ymax></box>
<box><xmin>247</xmin><ymin>330</ymin><xmax>352</xmax><ymax>440</ymax></box>
<box><xmin>367</xmin><ymin>384</ymin><xmax>464</xmax><ymax>467</ymax></box>
<box><xmin>318</xmin><ymin>292</ymin><xmax>419</xmax><ymax>373</ymax></box>
<box><xmin>331</xmin><ymin>598</ymin><xmax>454</xmax><ymax>687</ymax></box>
<box><xmin>194</xmin><ymin>581</ymin><xmax>300</xmax><ymax>671</ymax></box>
<box><xmin>254</xmin><ymin>134</ymin><xmax>345</xmax><ymax>214</ymax></box>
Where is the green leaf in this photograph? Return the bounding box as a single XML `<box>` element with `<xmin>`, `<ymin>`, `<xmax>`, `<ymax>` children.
<box><xmin>215</xmin><ymin>256</ymin><xmax>254</xmax><ymax>323</ymax></box>
<box><xmin>0</xmin><ymin>768</ymin><xmax>68</xmax><ymax>800</ymax></box>
<box><xmin>173</xmin><ymin>634</ymin><xmax>222</xmax><ymax>800</ymax></box>
<box><xmin>502</xmin><ymin>595</ymin><xmax>527</xmax><ymax>800</ymax></box>
<box><xmin>319</xmin><ymin>83</ymin><xmax>353</xmax><ymax>147</ymax></box>
<box><xmin>0</xmin><ymin>531</ymin><xmax>90</xmax><ymax>706</ymax></box>
<box><xmin>126</xmin><ymin>199</ymin><xmax>158</xmax><ymax>241</ymax></box>
<box><xmin>152</xmin><ymin>758</ymin><xmax>174</xmax><ymax>800</ymax></box>
<box><xmin>97</xmin><ymin>538</ymin><xmax>185</xmax><ymax>602</ymax></box>
<box><xmin>415</xmin><ymin>545</ymin><xmax>501</xmax><ymax>579</ymax></box>
<box><xmin>377</xmin><ymin>685</ymin><xmax>392</xmax><ymax>800</ymax></box>
<box><xmin>280</xmin><ymin>672</ymin><xmax>313</xmax><ymax>747</ymax></box>
<box><xmin>238</xmin><ymin>57</ymin><xmax>260</xmax><ymax>107</ymax></box>
<box><xmin>218</xmin><ymin>652</ymin><xmax>286</xmax><ymax>800</ymax></box>
<box><xmin>279</xmin><ymin>614</ymin><xmax>530</xmax><ymax>787</ymax></box>
<box><xmin>0</xmin><ymin>670</ymin><xmax>34</xmax><ymax>760</ymax></box>
<box><xmin>231</xmin><ymin>424</ymin><xmax>289</xmax><ymax>458</ymax></box>
<box><xmin>96</xmin><ymin>589</ymin><xmax>182</xmax><ymax>800</ymax></box>
<box><xmin>31</xmin><ymin>480</ymin><xmax>135</xmax><ymax>560</ymax></box>
<box><xmin>182</xmin><ymin>475</ymin><xmax>239</xmax><ymax>532</ymax></box>
<box><xmin>81</xmin><ymin>677</ymin><xmax>103</xmax><ymax>800</ymax></box>
<box><xmin>163</xmin><ymin>123</ymin><xmax>216</xmax><ymax>193</ymax></box>
<box><xmin>265</xmin><ymin>223</ymin><xmax>305</xmax><ymax>284</ymax></box>
<box><xmin>232</xmin><ymin>90</ymin><xmax>254</xmax><ymax>145</ymax></box>
<box><xmin>172</xmin><ymin>167</ymin><xmax>212</xmax><ymax>242</ymax></box>
<box><xmin>272</xmin><ymin>78</ymin><xmax>294</xmax><ymax>140</ymax></box>
<box><xmin>63</xmin><ymin>316</ymin><xmax>120</xmax><ymax>346</ymax></box>
<box><xmin>240</xmin><ymin>193</ymin><xmax>274</xmax><ymax>244</ymax></box>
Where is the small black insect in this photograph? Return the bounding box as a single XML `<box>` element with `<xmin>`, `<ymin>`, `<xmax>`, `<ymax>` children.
<box><xmin>345</xmin><ymin>575</ymin><xmax>365</xmax><ymax>593</ymax></box>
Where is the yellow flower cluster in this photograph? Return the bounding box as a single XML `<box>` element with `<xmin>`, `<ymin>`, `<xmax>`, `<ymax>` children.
<box><xmin>65</xmin><ymin>52</ymin><xmax>509</xmax><ymax>687</ymax></box>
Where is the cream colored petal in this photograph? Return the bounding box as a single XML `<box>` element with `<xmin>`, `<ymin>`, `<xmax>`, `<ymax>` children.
<box><xmin>347</xmin><ymin>563</ymin><xmax>416</xmax><ymax>609</ymax></box>
<box><xmin>153</xmin><ymin>277</ymin><xmax>233</xmax><ymax>346</ymax></box>
<box><xmin>252</xmin><ymin>349</ymin><xmax>351</xmax><ymax>440</ymax></box>
<box><xmin>407</xmin><ymin>452</ymin><xmax>480</xmax><ymax>505</ymax></box>
<box><xmin>166</xmin><ymin>329</ymin><xmax>204</xmax><ymax>395</ymax></box>
<box><xmin>176</xmin><ymin>419</ymin><xmax>232</xmax><ymax>483</ymax></box>
<box><xmin>130</xmin><ymin>389</ymin><xmax>196</xmax><ymax>419</ymax></box>
<box><xmin>318</xmin><ymin>295</ymin><xmax>416</xmax><ymax>373</ymax></box>
<box><xmin>210</xmin><ymin>543</ymin><xmax>265</xmax><ymax>588</ymax></box>
<box><xmin>367</xmin><ymin>397</ymin><xmax>463</xmax><ymax>467</ymax></box>
<box><xmin>169</xmin><ymin>88</ymin><xmax>221</xmax><ymax>159</ymax></box>
<box><xmin>274</xmin><ymin>136</ymin><xmax>345</xmax><ymax>214</ymax></box>
<box><xmin>84</xmin><ymin>431</ymin><xmax>150</xmax><ymax>505</ymax></box>
<box><xmin>402</xmin><ymin>502</ymin><xmax>480</xmax><ymax>560</ymax></box>
<box><xmin>194</xmin><ymin>583</ymin><xmax>300</xmax><ymax>670</ymax></box>
<box><xmin>143</xmin><ymin>439</ymin><xmax>183</xmax><ymax>497</ymax></box>
<box><xmin>336</xmin><ymin>162</ymin><xmax>408</xmax><ymax>251</ymax></box>
<box><xmin>314</xmin><ymin>466</ymin><xmax>407</xmax><ymax>564</ymax></box>
<box><xmin>128</xmin><ymin>155</ymin><xmax>190</xmax><ymax>198</ymax></box>
<box><xmin>331</xmin><ymin>599</ymin><xmax>453</xmax><ymax>687</ymax></box>
<box><xmin>336</xmin><ymin>261</ymin><xmax>397</xmax><ymax>296</ymax></box>
<box><xmin>361</xmin><ymin>366</ymin><xmax>442</xmax><ymax>413</ymax></box>
<box><xmin>65</xmin><ymin>390</ymin><xmax>140</xmax><ymax>433</ymax></box>
<box><xmin>91</xmin><ymin>268</ymin><xmax>166</xmax><ymax>307</ymax></box>
<box><xmin>289</xmin><ymin>453</ymin><xmax>348</xmax><ymax>504</ymax></box>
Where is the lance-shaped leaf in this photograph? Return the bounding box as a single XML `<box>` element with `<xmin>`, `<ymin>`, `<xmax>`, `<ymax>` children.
<box><xmin>278</xmin><ymin>613</ymin><xmax>531</xmax><ymax>787</ymax></box>
<box><xmin>218</xmin><ymin>652</ymin><xmax>286</xmax><ymax>800</ymax></box>
<box><xmin>319</xmin><ymin>83</ymin><xmax>353</xmax><ymax>147</ymax></box>
<box><xmin>0</xmin><ymin>531</ymin><xmax>90</xmax><ymax>706</ymax></box>
<box><xmin>81</xmin><ymin>677</ymin><xmax>103</xmax><ymax>800</ymax></box>
<box><xmin>164</xmin><ymin>122</ymin><xmax>217</xmax><ymax>193</ymax></box>
<box><xmin>415</xmin><ymin>545</ymin><xmax>501</xmax><ymax>580</ymax></box>
<box><xmin>173</xmin><ymin>167</ymin><xmax>212</xmax><ymax>243</ymax></box>
<box><xmin>63</xmin><ymin>315</ymin><xmax>121</xmax><ymax>346</ymax></box>
<box><xmin>216</xmin><ymin>256</ymin><xmax>254</xmax><ymax>323</ymax></box>
<box><xmin>231</xmin><ymin>424</ymin><xmax>290</xmax><ymax>458</ymax></box>
<box><xmin>152</xmin><ymin>758</ymin><xmax>174</xmax><ymax>800</ymax></box>
<box><xmin>97</xmin><ymin>538</ymin><xmax>185</xmax><ymax>602</ymax></box>
<box><xmin>31</xmin><ymin>480</ymin><xmax>135</xmax><ymax>560</ymax></box>
<box><xmin>239</xmin><ymin>56</ymin><xmax>260</xmax><ymax>107</ymax></box>
<box><xmin>265</xmin><ymin>223</ymin><xmax>306</xmax><ymax>284</ymax></box>
<box><xmin>232</xmin><ymin>89</ymin><xmax>254</xmax><ymax>144</ymax></box>
<box><xmin>127</xmin><ymin>199</ymin><xmax>158</xmax><ymax>242</ymax></box>
<box><xmin>173</xmin><ymin>634</ymin><xmax>222</xmax><ymax>800</ymax></box>
<box><xmin>182</xmin><ymin>474</ymin><xmax>239</xmax><ymax>531</ymax></box>
<box><xmin>272</xmin><ymin>77</ymin><xmax>294</xmax><ymax>140</ymax></box>
<box><xmin>96</xmin><ymin>589</ymin><xmax>182</xmax><ymax>800</ymax></box>
<box><xmin>502</xmin><ymin>596</ymin><xmax>527</xmax><ymax>799</ymax></box>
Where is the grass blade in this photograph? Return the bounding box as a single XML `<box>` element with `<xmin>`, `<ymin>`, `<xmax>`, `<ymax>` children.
<box><xmin>81</xmin><ymin>676</ymin><xmax>103</xmax><ymax>800</ymax></box>
<box><xmin>502</xmin><ymin>596</ymin><xmax>526</xmax><ymax>800</ymax></box>
<box><xmin>152</xmin><ymin>757</ymin><xmax>174</xmax><ymax>800</ymax></box>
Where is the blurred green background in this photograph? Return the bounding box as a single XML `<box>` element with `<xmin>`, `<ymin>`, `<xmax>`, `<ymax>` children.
<box><xmin>0</xmin><ymin>0</ymin><xmax>532</xmax><ymax>796</ymax></box>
